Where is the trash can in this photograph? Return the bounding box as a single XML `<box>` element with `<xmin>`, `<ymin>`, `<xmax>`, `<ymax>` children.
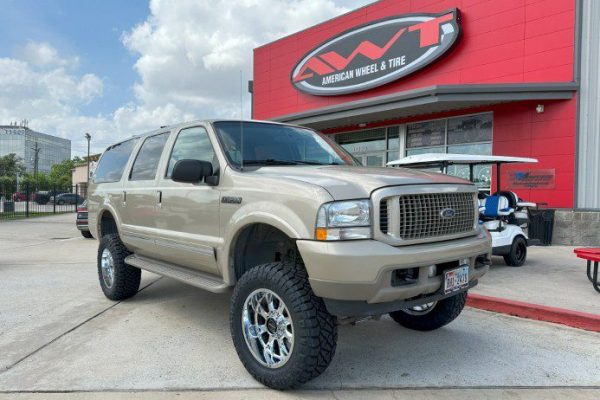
<box><xmin>2</xmin><ymin>201</ymin><xmax>15</xmax><ymax>213</ymax></box>
<box><xmin>528</xmin><ymin>208</ymin><xmax>555</xmax><ymax>246</ymax></box>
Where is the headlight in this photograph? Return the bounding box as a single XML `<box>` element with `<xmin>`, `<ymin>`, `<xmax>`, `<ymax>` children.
<box><xmin>315</xmin><ymin>200</ymin><xmax>371</xmax><ymax>241</ymax></box>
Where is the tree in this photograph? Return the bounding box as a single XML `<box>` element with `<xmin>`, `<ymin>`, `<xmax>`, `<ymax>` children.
<box><xmin>21</xmin><ymin>172</ymin><xmax>50</xmax><ymax>191</ymax></box>
<box><xmin>0</xmin><ymin>153</ymin><xmax>25</xmax><ymax>177</ymax></box>
<box><xmin>48</xmin><ymin>157</ymin><xmax>83</xmax><ymax>188</ymax></box>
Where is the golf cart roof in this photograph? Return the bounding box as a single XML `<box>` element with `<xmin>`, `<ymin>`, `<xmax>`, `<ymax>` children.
<box><xmin>387</xmin><ymin>153</ymin><xmax>538</xmax><ymax>168</ymax></box>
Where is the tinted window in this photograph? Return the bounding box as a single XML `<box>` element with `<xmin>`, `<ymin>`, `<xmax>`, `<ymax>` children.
<box><xmin>166</xmin><ymin>127</ymin><xmax>217</xmax><ymax>178</ymax></box>
<box><xmin>94</xmin><ymin>139</ymin><xmax>138</xmax><ymax>183</ymax></box>
<box><xmin>130</xmin><ymin>133</ymin><xmax>169</xmax><ymax>181</ymax></box>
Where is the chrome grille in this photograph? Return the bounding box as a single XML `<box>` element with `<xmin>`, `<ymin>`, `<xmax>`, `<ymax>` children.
<box><xmin>381</xmin><ymin>192</ymin><xmax>476</xmax><ymax>241</ymax></box>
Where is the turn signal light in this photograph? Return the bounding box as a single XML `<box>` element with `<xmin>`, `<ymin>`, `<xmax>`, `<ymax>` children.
<box><xmin>315</xmin><ymin>228</ymin><xmax>328</xmax><ymax>241</ymax></box>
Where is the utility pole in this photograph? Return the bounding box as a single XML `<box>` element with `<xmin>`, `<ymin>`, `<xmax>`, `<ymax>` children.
<box><xmin>31</xmin><ymin>142</ymin><xmax>41</xmax><ymax>181</ymax></box>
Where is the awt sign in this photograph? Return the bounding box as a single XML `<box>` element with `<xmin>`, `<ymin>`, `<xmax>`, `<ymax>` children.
<box><xmin>291</xmin><ymin>10</ymin><xmax>461</xmax><ymax>96</ymax></box>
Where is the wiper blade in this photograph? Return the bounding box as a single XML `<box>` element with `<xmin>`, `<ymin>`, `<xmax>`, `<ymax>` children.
<box><xmin>243</xmin><ymin>159</ymin><xmax>300</xmax><ymax>166</ymax></box>
<box><xmin>291</xmin><ymin>160</ymin><xmax>345</xmax><ymax>165</ymax></box>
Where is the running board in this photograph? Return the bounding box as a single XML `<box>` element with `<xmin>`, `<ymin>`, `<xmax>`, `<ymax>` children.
<box><xmin>125</xmin><ymin>255</ymin><xmax>229</xmax><ymax>293</ymax></box>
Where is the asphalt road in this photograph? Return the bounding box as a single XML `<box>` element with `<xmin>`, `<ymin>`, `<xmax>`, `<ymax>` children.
<box><xmin>1</xmin><ymin>214</ymin><xmax>599</xmax><ymax>399</ymax></box>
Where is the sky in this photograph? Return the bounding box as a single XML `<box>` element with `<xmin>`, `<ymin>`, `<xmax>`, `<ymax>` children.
<box><xmin>0</xmin><ymin>0</ymin><xmax>373</xmax><ymax>156</ymax></box>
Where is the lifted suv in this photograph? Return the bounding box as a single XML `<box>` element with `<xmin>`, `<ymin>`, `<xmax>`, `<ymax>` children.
<box><xmin>88</xmin><ymin>120</ymin><xmax>491</xmax><ymax>389</ymax></box>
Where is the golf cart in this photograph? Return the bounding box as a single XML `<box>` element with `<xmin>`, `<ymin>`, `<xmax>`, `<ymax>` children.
<box><xmin>388</xmin><ymin>154</ymin><xmax>540</xmax><ymax>267</ymax></box>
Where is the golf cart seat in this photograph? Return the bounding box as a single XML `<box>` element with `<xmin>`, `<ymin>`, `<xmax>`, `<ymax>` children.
<box><xmin>481</xmin><ymin>195</ymin><xmax>514</xmax><ymax>218</ymax></box>
<box><xmin>494</xmin><ymin>191</ymin><xmax>519</xmax><ymax>208</ymax></box>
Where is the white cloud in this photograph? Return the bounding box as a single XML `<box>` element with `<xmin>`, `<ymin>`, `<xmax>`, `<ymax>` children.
<box><xmin>0</xmin><ymin>43</ymin><xmax>109</xmax><ymax>154</ymax></box>
<box><xmin>17</xmin><ymin>41</ymin><xmax>79</xmax><ymax>68</ymax></box>
<box><xmin>120</xmin><ymin>0</ymin><xmax>373</xmax><ymax>122</ymax></box>
<box><xmin>0</xmin><ymin>1</ymin><xmax>374</xmax><ymax>155</ymax></box>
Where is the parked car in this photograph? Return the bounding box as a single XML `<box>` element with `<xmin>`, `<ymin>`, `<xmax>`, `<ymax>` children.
<box><xmin>33</xmin><ymin>191</ymin><xmax>51</xmax><ymax>205</ymax></box>
<box><xmin>76</xmin><ymin>200</ymin><xmax>93</xmax><ymax>238</ymax></box>
<box><xmin>11</xmin><ymin>192</ymin><xmax>28</xmax><ymax>202</ymax></box>
<box><xmin>51</xmin><ymin>193</ymin><xmax>84</xmax><ymax>205</ymax></box>
<box><xmin>88</xmin><ymin>120</ymin><xmax>492</xmax><ymax>389</ymax></box>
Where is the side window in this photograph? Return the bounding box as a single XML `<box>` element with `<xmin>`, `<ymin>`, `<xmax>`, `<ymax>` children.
<box><xmin>130</xmin><ymin>133</ymin><xmax>169</xmax><ymax>181</ymax></box>
<box><xmin>166</xmin><ymin>126</ymin><xmax>217</xmax><ymax>178</ymax></box>
<box><xmin>94</xmin><ymin>139</ymin><xmax>138</xmax><ymax>183</ymax></box>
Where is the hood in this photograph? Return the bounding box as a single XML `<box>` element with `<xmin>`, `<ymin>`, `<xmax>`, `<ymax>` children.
<box><xmin>249</xmin><ymin>165</ymin><xmax>472</xmax><ymax>199</ymax></box>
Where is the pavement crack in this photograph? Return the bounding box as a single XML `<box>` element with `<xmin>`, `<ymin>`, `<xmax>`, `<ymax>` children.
<box><xmin>0</xmin><ymin>277</ymin><xmax>162</xmax><ymax>374</ymax></box>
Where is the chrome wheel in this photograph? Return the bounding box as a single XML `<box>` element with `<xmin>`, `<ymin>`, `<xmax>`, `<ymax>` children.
<box><xmin>100</xmin><ymin>248</ymin><xmax>115</xmax><ymax>288</ymax></box>
<box><xmin>242</xmin><ymin>288</ymin><xmax>294</xmax><ymax>369</ymax></box>
<box><xmin>403</xmin><ymin>301</ymin><xmax>437</xmax><ymax>315</ymax></box>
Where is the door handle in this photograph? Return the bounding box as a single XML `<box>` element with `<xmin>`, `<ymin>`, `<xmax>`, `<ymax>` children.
<box><xmin>122</xmin><ymin>191</ymin><xmax>127</xmax><ymax>207</ymax></box>
<box><xmin>157</xmin><ymin>190</ymin><xmax>162</xmax><ymax>207</ymax></box>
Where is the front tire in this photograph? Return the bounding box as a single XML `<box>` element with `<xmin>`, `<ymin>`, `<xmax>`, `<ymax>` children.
<box><xmin>389</xmin><ymin>291</ymin><xmax>467</xmax><ymax>331</ymax></box>
<box><xmin>230</xmin><ymin>262</ymin><xmax>337</xmax><ymax>390</ymax></box>
<box><xmin>97</xmin><ymin>234</ymin><xmax>141</xmax><ymax>300</ymax></box>
<box><xmin>503</xmin><ymin>236</ymin><xmax>527</xmax><ymax>267</ymax></box>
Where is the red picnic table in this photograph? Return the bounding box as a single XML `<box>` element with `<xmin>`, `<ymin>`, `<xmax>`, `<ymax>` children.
<box><xmin>574</xmin><ymin>248</ymin><xmax>600</xmax><ymax>293</ymax></box>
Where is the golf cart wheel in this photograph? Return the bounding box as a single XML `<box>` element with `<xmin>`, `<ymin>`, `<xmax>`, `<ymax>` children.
<box><xmin>97</xmin><ymin>234</ymin><xmax>141</xmax><ymax>300</ymax></box>
<box><xmin>81</xmin><ymin>230</ymin><xmax>93</xmax><ymax>239</ymax></box>
<box><xmin>230</xmin><ymin>262</ymin><xmax>337</xmax><ymax>390</ymax></box>
<box><xmin>503</xmin><ymin>236</ymin><xmax>527</xmax><ymax>267</ymax></box>
<box><xmin>389</xmin><ymin>291</ymin><xmax>467</xmax><ymax>331</ymax></box>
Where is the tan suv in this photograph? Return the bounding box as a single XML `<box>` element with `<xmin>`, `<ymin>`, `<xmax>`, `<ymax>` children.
<box><xmin>88</xmin><ymin>120</ymin><xmax>491</xmax><ymax>389</ymax></box>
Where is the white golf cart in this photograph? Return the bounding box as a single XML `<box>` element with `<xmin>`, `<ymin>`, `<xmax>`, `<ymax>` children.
<box><xmin>388</xmin><ymin>154</ymin><xmax>540</xmax><ymax>267</ymax></box>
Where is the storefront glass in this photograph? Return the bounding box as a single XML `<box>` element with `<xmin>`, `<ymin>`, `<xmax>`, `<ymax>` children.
<box><xmin>334</xmin><ymin>113</ymin><xmax>492</xmax><ymax>189</ymax></box>
<box><xmin>407</xmin><ymin>113</ymin><xmax>493</xmax><ymax>190</ymax></box>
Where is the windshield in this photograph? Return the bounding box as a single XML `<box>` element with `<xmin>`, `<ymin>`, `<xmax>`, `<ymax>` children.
<box><xmin>212</xmin><ymin>121</ymin><xmax>360</xmax><ymax>168</ymax></box>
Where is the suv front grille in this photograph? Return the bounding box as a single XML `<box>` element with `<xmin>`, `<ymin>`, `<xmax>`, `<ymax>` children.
<box><xmin>380</xmin><ymin>192</ymin><xmax>476</xmax><ymax>241</ymax></box>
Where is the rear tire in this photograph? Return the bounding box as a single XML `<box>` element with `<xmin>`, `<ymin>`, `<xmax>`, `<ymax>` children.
<box><xmin>97</xmin><ymin>234</ymin><xmax>141</xmax><ymax>300</ymax></box>
<box><xmin>503</xmin><ymin>236</ymin><xmax>527</xmax><ymax>267</ymax></box>
<box><xmin>230</xmin><ymin>261</ymin><xmax>337</xmax><ymax>390</ymax></box>
<box><xmin>389</xmin><ymin>291</ymin><xmax>467</xmax><ymax>331</ymax></box>
<box><xmin>81</xmin><ymin>230</ymin><xmax>93</xmax><ymax>239</ymax></box>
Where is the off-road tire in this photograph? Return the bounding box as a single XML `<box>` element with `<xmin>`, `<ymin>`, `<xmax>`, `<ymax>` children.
<box><xmin>230</xmin><ymin>262</ymin><xmax>337</xmax><ymax>390</ymax></box>
<box><xmin>81</xmin><ymin>230</ymin><xmax>93</xmax><ymax>239</ymax></box>
<box><xmin>389</xmin><ymin>291</ymin><xmax>467</xmax><ymax>331</ymax></box>
<box><xmin>97</xmin><ymin>234</ymin><xmax>141</xmax><ymax>301</ymax></box>
<box><xmin>503</xmin><ymin>236</ymin><xmax>527</xmax><ymax>267</ymax></box>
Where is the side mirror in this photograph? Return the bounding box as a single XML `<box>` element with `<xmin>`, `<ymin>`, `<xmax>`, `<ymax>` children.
<box><xmin>172</xmin><ymin>159</ymin><xmax>213</xmax><ymax>184</ymax></box>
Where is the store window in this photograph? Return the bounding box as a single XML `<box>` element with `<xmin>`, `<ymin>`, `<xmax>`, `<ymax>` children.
<box><xmin>336</xmin><ymin>128</ymin><xmax>397</xmax><ymax>166</ymax></box>
<box><xmin>333</xmin><ymin>113</ymin><xmax>492</xmax><ymax>189</ymax></box>
<box><xmin>406</xmin><ymin>113</ymin><xmax>493</xmax><ymax>190</ymax></box>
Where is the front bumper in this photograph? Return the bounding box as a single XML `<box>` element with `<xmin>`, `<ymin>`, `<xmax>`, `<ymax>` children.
<box><xmin>296</xmin><ymin>234</ymin><xmax>491</xmax><ymax>309</ymax></box>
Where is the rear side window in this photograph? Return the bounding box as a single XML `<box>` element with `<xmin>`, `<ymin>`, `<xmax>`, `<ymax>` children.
<box><xmin>130</xmin><ymin>132</ymin><xmax>169</xmax><ymax>181</ymax></box>
<box><xmin>94</xmin><ymin>139</ymin><xmax>138</xmax><ymax>183</ymax></box>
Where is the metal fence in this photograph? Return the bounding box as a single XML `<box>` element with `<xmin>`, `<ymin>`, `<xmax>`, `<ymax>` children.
<box><xmin>0</xmin><ymin>183</ymin><xmax>86</xmax><ymax>221</ymax></box>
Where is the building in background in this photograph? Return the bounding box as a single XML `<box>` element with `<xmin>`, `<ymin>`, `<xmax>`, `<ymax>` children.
<box><xmin>0</xmin><ymin>123</ymin><xmax>71</xmax><ymax>174</ymax></box>
<box><xmin>72</xmin><ymin>154</ymin><xmax>100</xmax><ymax>197</ymax></box>
<box><xmin>252</xmin><ymin>0</ymin><xmax>599</xmax><ymax>245</ymax></box>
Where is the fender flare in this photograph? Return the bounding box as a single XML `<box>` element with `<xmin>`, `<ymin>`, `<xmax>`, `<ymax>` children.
<box><xmin>221</xmin><ymin>205</ymin><xmax>312</xmax><ymax>285</ymax></box>
<box><xmin>96</xmin><ymin>203</ymin><xmax>123</xmax><ymax>237</ymax></box>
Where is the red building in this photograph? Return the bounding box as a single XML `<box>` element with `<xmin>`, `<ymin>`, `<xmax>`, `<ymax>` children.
<box><xmin>252</xmin><ymin>0</ymin><xmax>600</xmax><ymax>245</ymax></box>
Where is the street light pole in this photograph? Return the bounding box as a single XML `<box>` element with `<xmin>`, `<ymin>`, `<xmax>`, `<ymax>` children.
<box><xmin>84</xmin><ymin>133</ymin><xmax>91</xmax><ymax>185</ymax></box>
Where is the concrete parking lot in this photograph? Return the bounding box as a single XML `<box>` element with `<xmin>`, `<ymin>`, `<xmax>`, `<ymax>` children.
<box><xmin>1</xmin><ymin>214</ymin><xmax>599</xmax><ymax>399</ymax></box>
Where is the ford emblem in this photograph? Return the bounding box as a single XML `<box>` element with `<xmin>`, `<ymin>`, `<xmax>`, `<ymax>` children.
<box><xmin>440</xmin><ymin>208</ymin><xmax>455</xmax><ymax>219</ymax></box>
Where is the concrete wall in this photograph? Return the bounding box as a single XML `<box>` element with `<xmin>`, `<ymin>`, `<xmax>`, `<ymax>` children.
<box><xmin>553</xmin><ymin>210</ymin><xmax>600</xmax><ymax>246</ymax></box>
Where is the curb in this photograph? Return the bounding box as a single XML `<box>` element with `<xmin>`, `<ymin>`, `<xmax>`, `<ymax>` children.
<box><xmin>466</xmin><ymin>294</ymin><xmax>600</xmax><ymax>333</ymax></box>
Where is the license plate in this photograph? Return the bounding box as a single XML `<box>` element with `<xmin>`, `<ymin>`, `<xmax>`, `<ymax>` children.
<box><xmin>444</xmin><ymin>265</ymin><xmax>469</xmax><ymax>294</ymax></box>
